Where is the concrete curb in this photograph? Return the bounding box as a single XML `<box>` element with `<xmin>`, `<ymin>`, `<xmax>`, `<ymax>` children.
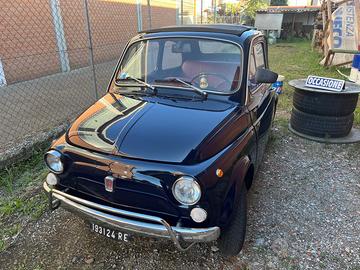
<box><xmin>0</xmin><ymin>123</ymin><xmax>69</xmax><ymax>169</ymax></box>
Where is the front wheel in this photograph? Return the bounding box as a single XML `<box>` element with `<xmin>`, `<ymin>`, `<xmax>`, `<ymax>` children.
<box><xmin>217</xmin><ymin>183</ymin><xmax>247</xmax><ymax>257</ymax></box>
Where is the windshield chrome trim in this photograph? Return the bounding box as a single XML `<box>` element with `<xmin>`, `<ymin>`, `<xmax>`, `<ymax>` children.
<box><xmin>111</xmin><ymin>35</ymin><xmax>244</xmax><ymax>96</ymax></box>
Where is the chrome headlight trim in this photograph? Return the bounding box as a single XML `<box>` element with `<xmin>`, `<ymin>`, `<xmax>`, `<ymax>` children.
<box><xmin>44</xmin><ymin>150</ymin><xmax>64</xmax><ymax>174</ymax></box>
<box><xmin>172</xmin><ymin>176</ymin><xmax>201</xmax><ymax>206</ymax></box>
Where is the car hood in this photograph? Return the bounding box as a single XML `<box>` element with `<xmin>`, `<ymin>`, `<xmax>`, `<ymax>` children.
<box><xmin>67</xmin><ymin>93</ymin><xmax>238</xmax><ymax>164</ymax></box>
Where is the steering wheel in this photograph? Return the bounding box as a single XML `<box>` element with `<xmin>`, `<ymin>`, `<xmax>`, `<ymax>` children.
<box><xmin>190</xmin><ymin>73</ymin><xmax>232</xmax><ymax>89</ymax></box>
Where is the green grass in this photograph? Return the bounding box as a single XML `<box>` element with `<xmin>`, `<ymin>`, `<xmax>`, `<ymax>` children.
<box><xmin>0</xmin><ymin>145</ymin><xmax>49</xmax><ymax>252</ymax></box>
<box><xmin>269</xmin><ymin>40</ymin><xmax>351</xmax><ymax>113</ymax></box>
<box><xmin>0</xmin><ymin>148</ymin><xmax>48</xmax><ymax>194</ymax></box>
<box><xmin>0</xmin><ymin>193</ymin><xmax>47</xmax><ymax>219</ymax></box>
<box><xmin>0</xmin><ymin>240</ymin><xmax>4</xmax><ymax>252</ymax></box>
<box><xmin>0</xmin><ymin>223</ymin><xmax>21</xmax><ymax>252</ymax></box>
<box><xmin>0</xmin><ymin>199</ymin><xmax>25</xmax><ymax>216</ymax></box>
<box><xmin>354</xmin><ymin>107</ymin><xmax>360</xmax><ymax>126</ymax></box>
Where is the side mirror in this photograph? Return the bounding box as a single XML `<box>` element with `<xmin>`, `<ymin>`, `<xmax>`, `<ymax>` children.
<box><xmin>255</xmin><ymin>68</ymin><xmax>279</xmax><ymax>84</ymax></box>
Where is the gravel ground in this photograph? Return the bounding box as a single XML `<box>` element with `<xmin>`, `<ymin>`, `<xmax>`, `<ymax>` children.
<box><xmin>0</xmin><ymin>123</ymin><xmax>360</xmax><ymax>270</ymax></box>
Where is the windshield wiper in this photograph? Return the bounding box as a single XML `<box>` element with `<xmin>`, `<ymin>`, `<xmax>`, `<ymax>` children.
<box><xmin>155</xmin><ymin>78</ymin><xmax>207</xmax><ymax>99</ymax></box>
<box><xmin>115</xmin><ymin>74</ymin><xmax>156</xmax><ymax>91</ymax></box>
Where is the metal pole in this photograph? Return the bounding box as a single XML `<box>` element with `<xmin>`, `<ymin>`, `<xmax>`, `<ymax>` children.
<box><xmin>147</xmin><ymin>0</ymin><xmax>152</xmax><ymax>29</ymax></box>
<box><xmin>83</xmin><ymin>0</ymin><xmax>98</xmax><ymax>100</ymax></box>
<box><xmin>136</xmin><ymin>0</ymin><xmax>143</xmax><ymax>32</ymax></box>
<box><xmin>50</xmin><ymin>0</ymin><xmax>70</xmax><ymax>73</ymax></box>
<box><xmin>213</xmin><ymin>0</ymin><xmax>216</xmax><ymax>23</ymax></box>
<box><xmin>0</xmin><ymin>59</ymin><xmax>7</xmax><ymax>86</ymax></box>
<box><xmin>200</xmin><ymin>0</ymin><xmax>203</xmax><ymax>24</ymax></box>
<box><xmin>180</xmin><ymin>0</ymin><xmax>184</xmax><ymax>25</ymax></box>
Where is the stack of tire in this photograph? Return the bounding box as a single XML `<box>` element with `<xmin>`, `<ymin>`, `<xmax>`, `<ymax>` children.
<box><xmin>290</xmin><ymin>89</ymin><xmax>359</xmax><ymax>138</ymax></box>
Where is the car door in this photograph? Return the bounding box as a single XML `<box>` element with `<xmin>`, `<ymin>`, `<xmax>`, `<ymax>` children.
<box><xmin>246</xmin><ymin>37</ymin><xmax>276</xmax><ymax>173</ymax></box>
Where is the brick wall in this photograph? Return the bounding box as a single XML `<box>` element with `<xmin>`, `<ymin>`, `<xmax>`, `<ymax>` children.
<box><xmin>0</xmin><ymin>0</ymin><xmax>60</xmax><ymax>84</ymax></box>
<box><xmin>142</xmin><ymin>0</ymin><xmax>177</xmax><ymax>30</ymax></box>
<box><xmin>60</xmin><ymin>0</ymin><xmax>89</xmax><ymax>69</ymax></box>
<box><xmin>89</xmin><ymin>1</ymin><xmax>138</xmax><ymax>64</ymax></box>
<box><xmin>0</xmin><ymin>0</ymin><xmax>179</xmax><ymax>85</ymax></box>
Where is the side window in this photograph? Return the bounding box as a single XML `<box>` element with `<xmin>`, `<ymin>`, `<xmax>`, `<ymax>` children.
<box><xmin>248</xmin><ymin>42</ymin><xmax>266</xmax><ymax>92</ymax></box>
<box><xmin>162</xmin><ymin>41</ymin><xmax>182</xmax><ymax>70</ymax></box>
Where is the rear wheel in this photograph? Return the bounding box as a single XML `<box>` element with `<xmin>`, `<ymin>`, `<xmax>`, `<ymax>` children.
<box><xmin>217</xmin><ymin>182</ymin><xmax>247</xmax><ymax>257</ymax></box>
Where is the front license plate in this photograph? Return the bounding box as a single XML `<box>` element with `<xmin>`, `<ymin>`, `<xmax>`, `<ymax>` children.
<box><xmin>89</xmin><ymin>223</ymin><xmax>130</xmax><ymax>242</ymax></box>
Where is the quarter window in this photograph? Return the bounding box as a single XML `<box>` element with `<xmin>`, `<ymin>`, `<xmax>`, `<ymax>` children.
<box><xmin>254</xmin><ymin>43</ymin><xmax>265</xmax><ymax>69</ymax></box>
<box><xmin>120</xmin><ymin>41</ymin><xmax>145</xmax><ymax>79</ymax></box>
<box><xmin>248</xmin><ymin>42</ymin><xmax>266</xmax><ymax>92</ymax></box>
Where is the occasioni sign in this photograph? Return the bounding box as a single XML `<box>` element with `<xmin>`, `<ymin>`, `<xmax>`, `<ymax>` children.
<box><xmin>305</xmin><ymin>75</ymin><xmax>345</xmax><ymax>91</ymax></box>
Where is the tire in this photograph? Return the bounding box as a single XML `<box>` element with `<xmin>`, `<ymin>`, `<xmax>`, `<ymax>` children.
<box><xmin>290</xmin><ymin>108</ymin><xmax>354</xmax><ymax>138</ymax></box>
<box><xmin>293</xmin><ymin>89</ymin><xmax>358</xmax><ymax>117</ymax></box>
<box><xmin>217</xmin><ymin>182</ymin><xmax>247</xmax><ymax>257</ymax></box>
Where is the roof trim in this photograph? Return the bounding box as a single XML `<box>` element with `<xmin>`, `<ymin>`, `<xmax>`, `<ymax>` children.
<box><xmin>140</xmin><ymin>24</ymin><xmax>254</xmax><ymax>36</ymax></box>
<box><xmin>257</xmin><ymin>5</ymin><xmax>321</xmax><ymax>13</ymax></box>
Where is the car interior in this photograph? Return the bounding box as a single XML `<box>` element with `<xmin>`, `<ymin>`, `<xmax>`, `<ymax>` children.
<box><xmin>120</xmin><ymin>38</ymin><xmax>242</xmax><ymax>93</ymax></box>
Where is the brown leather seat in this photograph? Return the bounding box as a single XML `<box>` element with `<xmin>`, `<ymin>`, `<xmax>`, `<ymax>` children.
<box><xmin>181</xmin><ymin>60</ymin><xmax>240</xmax><ymax>91</ymax></box>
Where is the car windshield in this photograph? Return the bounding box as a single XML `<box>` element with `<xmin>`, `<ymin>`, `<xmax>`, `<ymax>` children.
<box><xmin>115</xmin><ymin>37</ymin><xmax>242</xmax><ymax>93</ymax></box>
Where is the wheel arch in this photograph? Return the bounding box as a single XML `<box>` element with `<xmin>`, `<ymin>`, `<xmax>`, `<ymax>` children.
<box><xmin>229</xmin><ymin>155</ymin><xmax>253</xmax><ymax>197</ymax></box>
<box><xmin>215</xmin><ymin>155</ymin><xmax>253</xmax><ymax>233</ymax></box>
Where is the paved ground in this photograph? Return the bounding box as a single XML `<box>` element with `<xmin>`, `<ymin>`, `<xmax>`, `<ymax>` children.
<box><xmin>1</xmin><ymin>121</ymin><xmax>359</xmax><ymax>270</ymax></box>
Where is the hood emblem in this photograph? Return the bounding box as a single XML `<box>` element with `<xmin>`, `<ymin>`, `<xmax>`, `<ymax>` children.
<box><xmin>104</xmin><ymin>176</ymin><xmax>115</xmax><ymax>192</ymax></box>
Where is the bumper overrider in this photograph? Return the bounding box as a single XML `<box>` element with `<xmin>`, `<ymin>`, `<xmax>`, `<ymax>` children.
<box><xmin>43</xmin><ymin>182</ymin><xmax>220</xmax><ymax>250</ymax></box>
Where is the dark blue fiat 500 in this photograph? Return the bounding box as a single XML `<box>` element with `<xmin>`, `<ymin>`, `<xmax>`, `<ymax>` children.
<box><xmin>44</xmin><ymin>24</ymin><xmax>279</xmax><ymax>256</ymax></box>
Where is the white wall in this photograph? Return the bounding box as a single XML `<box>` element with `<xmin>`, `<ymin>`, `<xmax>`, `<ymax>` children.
<box><xmin>287</xmin><ymin>0</ymin><xmax>311</xmax><ymax>6</ymax></box>
<box><xmin>282</xmin><ymin>12</ymin><xmax>316</xmax><ymax>25</ymax></box>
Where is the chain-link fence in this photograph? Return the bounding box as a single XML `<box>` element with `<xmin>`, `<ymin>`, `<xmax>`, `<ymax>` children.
<box><xmin>0</xmin><ymin>0</ymin><xmax>250</xmax><ymax>157</ymax></box>
<box><xmin>0</xmin><ymin>0</ymin><xmax>193</xmax><ymax>155</ymax></box>
<box><xmin>192</xmin><ymin>0</ymin><xmax>250</xmax><ymax>25</ymax></box>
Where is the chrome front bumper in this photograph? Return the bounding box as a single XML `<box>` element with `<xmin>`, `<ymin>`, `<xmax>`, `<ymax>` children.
<box><xmin>43</xmin><ymin>182</ymin><xmax>220</xmax><ymax>250</ymax></box>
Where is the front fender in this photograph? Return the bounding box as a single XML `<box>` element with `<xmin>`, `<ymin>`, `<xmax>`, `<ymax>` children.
<box><xmin>230</xmin><ymin>155</ymin><xmax>251</xmax><ymax>194</ymax></box>
<box><xmin>205</xmin><ymin>155</ymin><xmax>252</xmax><ymax>227</ymax></box>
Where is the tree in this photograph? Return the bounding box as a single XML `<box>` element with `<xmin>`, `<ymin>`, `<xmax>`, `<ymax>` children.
<box><xmin>243</xmin><ymin>0</ymin><xmax>268</xmax><ymax>18</ymax></box>
<box><xmin>270</xmin><ymin>0</ymin><xmax>288</xmax><ymax>6</ymax></box>
<box><xmin>225</xmin><ymin>0</ymin><xmax>268</xmax><ymax>19</ymax></box>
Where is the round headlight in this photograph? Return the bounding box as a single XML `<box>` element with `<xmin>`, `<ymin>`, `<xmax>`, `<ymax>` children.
<box><xmin>172</xmin><ymin>176</ymin><xmax>201</xmax><ymax>205</ymax></box>
<box><xmin>45</xmin><ymin>150</ymin><xmax>64</xmax><ymax>174</ymax></box>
